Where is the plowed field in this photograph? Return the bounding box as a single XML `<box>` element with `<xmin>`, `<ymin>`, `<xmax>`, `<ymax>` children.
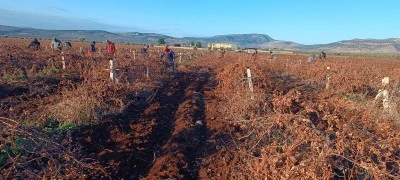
<box><xmin>1</xmin><ymin>38</ymin><xmax>400</xmax><ymax>179</ymax></box>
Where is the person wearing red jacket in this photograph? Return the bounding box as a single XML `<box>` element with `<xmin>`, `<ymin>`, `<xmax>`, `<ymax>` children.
<box><xmin>105</xmin><ymin>40</ymin><xmax>116</xmax><ymax>57</ymax></box>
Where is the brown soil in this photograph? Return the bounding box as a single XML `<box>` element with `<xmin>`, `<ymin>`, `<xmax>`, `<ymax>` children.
<box><xmin>1</xmin><ymin>38</ymin><xmax>400</xmax><ymax>179</ymax></box>
<box><xmin>71</xmin><ymin>67</ymin><xmax>215</xmax><ymax>179</ymax></box>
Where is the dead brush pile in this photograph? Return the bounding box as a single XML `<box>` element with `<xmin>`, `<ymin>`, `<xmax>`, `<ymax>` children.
<box><xmin>0</xmin><ymin>117</ymin><xmax>110</xmax><ymax>179</ymax></box>
<box><xmin>41</xmin><ymin>52</ymin><xmax>162</xmax><ymax>126</ymax></box>
<box><xmin>277</xmin><ymin>55</ymin><xmax>400</xmax><ymax>94</ymax></box>
<box><xmin>209</xmin><ymin>55</ymin><xmax>400</xmax><ymax>179</ymax></box>
<box><xmin>214</xmin><ymin>54</ymin><xmax>270</xmax><ymax>116</ymax></box>
<box><xmin>45</xmin><ymin>81</ymin><xmax>126</xmax><ymax>126</ymax></box>
<box><xmin>0</xmin><ymin>38</ymin><xmax>168</xmax><ymax>178</ymax></box>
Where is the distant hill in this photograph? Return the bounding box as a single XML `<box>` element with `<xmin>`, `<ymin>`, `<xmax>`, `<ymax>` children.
<box><xmin>1</xmin><ymin>25</ymin><xmax>400</xmax><ymax>53</ymax></box>
<box><xmin>0</xmin><ymin>25</ymin><xmax>275</xmax><ymax>47</ymax></box>
<box><xmin>262</xmin><ymin>39</ymin><xmax>400</xmax><ymax>53</ymax></box>
<box><xmin>0</xmin><ymin>25</ymin><xmax>172</xmax><ymax>44</ymax></box>
<box><xmin>302</xmin><ymin>38</ymin><xmax>400</xmax><ymax>53</ymax></box>
<box><xmin>261</xmin><ymin>40</ymin><xmax>302</xmax><ymax>50</ymax></box>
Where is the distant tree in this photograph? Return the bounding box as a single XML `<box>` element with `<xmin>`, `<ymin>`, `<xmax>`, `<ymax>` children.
<box><xmin>158</xmin><ymin>38</ymin><xmax>166</xmax><ymax>45</ymax></box>
<box><xmin>190</xmin><ymin>41</ymin><xmax>195</xmax><ymax>47</ymax></box>
<box><xmin>195</xmin><ymin>42</ymin><xmax>202</xmax><ymax>48</ymax></box>
<box><xmin>173</xmin><ymin>43</ymin><xmax>181</xmax><ymax>47</ymax></box>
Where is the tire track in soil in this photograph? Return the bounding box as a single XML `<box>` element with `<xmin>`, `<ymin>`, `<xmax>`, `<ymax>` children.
<box><xmin>71</xmin><ymin>68</ymin><xmax>214</xmax><ymax>179</ymax></box>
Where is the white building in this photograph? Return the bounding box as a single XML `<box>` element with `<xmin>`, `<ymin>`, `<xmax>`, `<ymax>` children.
<box><xmin>207</xmin><ymin>43</ymin><xmax>237</xmax><ymax>50</ymax></box>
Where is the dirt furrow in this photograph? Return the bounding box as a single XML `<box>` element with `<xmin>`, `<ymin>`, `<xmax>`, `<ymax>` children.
<box><xmin>71</xmin><ymin>73</ymin><xmax>189</xmax><ymax>179</ymax></box>
<box><xmin>146</xmin><ymin>69</ymin><xmax>212</xmax><ymax>179</ymax></box>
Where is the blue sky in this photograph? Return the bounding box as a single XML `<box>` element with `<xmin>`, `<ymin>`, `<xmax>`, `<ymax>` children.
<box><xmin>1</xmin><ymin>0</ymin><xmax>400</xmax><ymax>44</ymax></box>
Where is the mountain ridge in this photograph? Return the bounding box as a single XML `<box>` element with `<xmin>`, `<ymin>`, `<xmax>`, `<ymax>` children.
<box><xmin>0</xmin><ymin>25</ymin><xmax>399</xmax><ymax>53</ymax></box>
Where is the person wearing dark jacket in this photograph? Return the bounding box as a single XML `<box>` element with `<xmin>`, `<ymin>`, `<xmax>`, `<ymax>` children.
<box><xmin>88</xmin><ymin>41</ymin><xmax>96</xmax><ymax>55</ymax></box>
<box><xmin>28</xmin><ymin>38</ymin><xmax>41</xmax><ymax>50</ymax></box>
<box><xmin>50</xmin><ymin>38</ymin><xmax>62</xmax><ymax>51</ymax></box>
<box><xmin>64</xmin><ymin>41</ymin><xmax>72</xmax><ymax>49</ymax></box>
<box><xmin>160</xmin><ymin>45</ymin><xmax>176</xmax><ymax>73</ymax></box>
<box><xmin>141</xmin><ymin>45</ymin><xmax>149</xmax><ymax>55</ymax></box>
<box><xmin>161</xmin><ymin>45</ymin><xmax>175</xmax><ymax>61</ymax></box>
<box><xmin>319</xmin><ymin>51</ymin><xmax>327</xmax><ymax>60</ymax></box>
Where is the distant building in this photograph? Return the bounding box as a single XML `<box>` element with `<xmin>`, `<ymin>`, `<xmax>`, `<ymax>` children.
<box><xmin>245</xmin><ymin>48</ymin><xmax>258</xmax><ymax>54</ymax></box>
<box><xmin>208</xmin><ymin>43</ymin><xmax>237</xmax><ymax>50</ymax></box>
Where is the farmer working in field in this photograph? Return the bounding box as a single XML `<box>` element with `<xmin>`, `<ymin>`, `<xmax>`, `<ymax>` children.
<box><xmin>27</xmin><ymin>38</ymin><xmax>41</xmax><ymax>50</ymax></box>
<box><xmin>141</xmin><ymin>45</ymin><xmax>149</xmax><ymax>55</ymax></box>
<box><xmin>141</xmin><ymin>45</ymin><xmax>150</xmax><ymax>77</ymax></box>
<box><xmin>105</xmin><ymin>40</ymin><xmax>116</xmax><ymax>58</ymax></box>
<box><xmin>160</xmin><ymin>45</ymin><xmax>176</xmax><ymax>73</ymax></box>
<box><xmin>141</xmin><ymin>45</ymin><xmax>150</xmax><ymax>61</ymax></box>
<box><xmin>307</xmin><ymin>54</ymin><xmax>316</xmax><ymax>63</ymax></box>
<box><xmin>161</xmin><ymin>45</ymin><xmax>175</xmax><ymax>61</ymax></box>
<box><xmin>64</xmin><ymin>41</ymin><xmax>72</xmax><ymax>49</ymax></box>
<box><xmin>50</xmin><ymin>38</ymin><xmax>62</xmax><ymax>51</ymax></box>
<box><xmin>88</xmin><ymin>41</ymin><xmax>96</xmax><ymax>55</ymax></box>
<box><xmin>319</xmin><ymin>51</ymin><xmax>327</xmax><ymax>60</ymax></box>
